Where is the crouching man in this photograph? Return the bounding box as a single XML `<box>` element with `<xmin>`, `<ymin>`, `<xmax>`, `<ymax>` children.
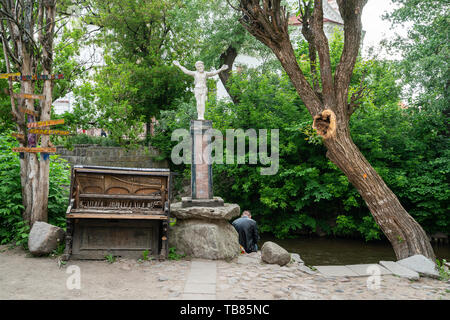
<box><xmin>232</xmin><ymin>210</ymin><xmax>259</xmax><ymax>253</ymax></box>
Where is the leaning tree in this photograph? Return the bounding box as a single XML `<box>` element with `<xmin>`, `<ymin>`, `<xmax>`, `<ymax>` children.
<box><xmin>0</xmin><ymin>0</ymin><xmax>57</xmax><ymax>225</ymax></box>
<box><xmin>230</xmin><ymin>0</ymin><xmax>435</xmax><ymax>260</ymax></box>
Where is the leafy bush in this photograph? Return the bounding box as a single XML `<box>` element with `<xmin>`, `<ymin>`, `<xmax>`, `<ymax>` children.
<box><xmin>52</xmin><ymin>133</ymin><xmax>121</xmax><ymax>149</ymax></box>
<box><xmin>0</xmin><ymin>133</ymin><xmax>70</xmax><ymax>247</ymax></box>
<box><xmin>168</xmin><ymin>247</ymin><xmax>185</xmax><ymax>260</ymax></box>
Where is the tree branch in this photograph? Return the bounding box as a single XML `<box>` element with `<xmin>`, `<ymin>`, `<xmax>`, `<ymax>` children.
<box><xmin>311</xmin><ymin>0</ymin><xmax>335</xmax><ymax>109</ymax></box>
<box><xmin>218</xmin><ymin>44</ymin><xmax>239</xmax><ymax>104</ymax></box>
<box><xmin>298</xmin><ymin>0</ymin><xmax>320</xmax><ymax>96</ymax></box>
<box><xmin>335</xmin><ymin>0</ymin><xmax>367</xmax><ymax>116</ymax></box>
<box><xmin>234</xmin><ymin>0</ymin><xmax>322</xmax><ymax>116</ymax></box>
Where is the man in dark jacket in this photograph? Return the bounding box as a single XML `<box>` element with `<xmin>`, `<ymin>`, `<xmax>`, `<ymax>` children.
<box><xmin>232</xmin><ymin>210</ymin><xmax>259</xmax><ymax>253</ymax></box>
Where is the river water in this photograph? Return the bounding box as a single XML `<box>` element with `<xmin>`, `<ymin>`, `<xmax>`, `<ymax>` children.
<box><xmin>259</xmin><ymin>236</ymin><xmax>450</xmax><ymax>266</ymax></box>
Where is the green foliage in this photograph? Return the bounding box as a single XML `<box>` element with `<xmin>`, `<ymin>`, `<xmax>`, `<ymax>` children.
<box><xmin>104</xmin><ymin>253</ymin><xmax>116</xmax><ymax>264</ymax></box>
<box><xmin>53</xmin><ymin>133</ymin><xmax>121</xmax><ymax>150</ymax></box>
<box><xmin>141</xmin><ymin>249</ymin><xmax>153</xmax><ymax>261</ymax></box>
<box><xmin>68</xmin><ymin>0</ymin><xmax>209</xmax><ymax>143</ymax></box>
<box><xmin>0</xmin><ymin>133</ymin><xmax>70</xmax><ymax>247</ymax></box>
<box><xmin>168</xmin><ymin>247</ymin><xmax>185</xmax><ymax>260</ymax></box>
<box><xmin>52</xmin><ymin>243</ymin><xmax>66</xmax><ymax>257</ymax></box>
<box><xmin>383</xmin><ymin>0</ymin><xmax>449</xmax><ymax>113</ymax></box>
<box><xmin>436</xmin><ymin>259</ymin><xmax>450</xmax><ymax>281</ymax></box>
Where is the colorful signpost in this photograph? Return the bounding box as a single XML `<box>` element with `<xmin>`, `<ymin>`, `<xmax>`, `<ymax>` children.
<box><xmin>0</xmin><ymin>72</ymin><xmax>20</xmax><ymax>79</ymax></box>
<box><xmin>14</xmin><ymin>93</ymin><xmax>45</xmax><ymax>100</ymax></box>
<box><xmin>27</xmin><ymin>119</ymin><xmax>64</xmax><ymax>128</ymax></box>
<box><xmin>28</xmin><ymin>129</ymin><xmax>69</xmax><ymax>135</ymax></box>
<box><xmin>18</xmin><ymin>107</ymin><xmax>40</xmax><ymax>117</ymax></box>
<box><xmin>12</xmin><ymin>147</ymin><xmax>57</xmax><ymax>153</ymax></box>
<box><xmin>10</xmin><ymin>74</ymin><xmax>64</xmax><ymax>81</ymax></box>
<box><xmin>3</xmin><ymin>72</ymin><xmax>67</xmax><ymax>154</ymax></box>
<box><xmin>11</xmin><ymin>133</ymin><xmax>25</xmax><ymax>140</ymax></box>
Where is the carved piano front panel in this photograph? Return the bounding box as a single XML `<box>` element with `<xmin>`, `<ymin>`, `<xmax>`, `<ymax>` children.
<box><xmin>65</xmin><ymin>166</ymin><xmax>171</xmax><ymax>260</ymax></box>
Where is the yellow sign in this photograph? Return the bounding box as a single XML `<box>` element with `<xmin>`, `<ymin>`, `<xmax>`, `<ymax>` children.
<box><xmin>0</xmin><ymin>72</ymin><xmax>20</xmax><ymax>79</ymax></box>
<box><xmin>12</xmin><ymin>147</ymin><xmax>56</xmax><ymax>153</ymax></box>
<box><xmin>14</xmin><ymin>93</ymin><xmax>45</xmax><ymax>100</ymax></box>
<box><xmin>18</xmin><ymin>107</ymin><xmax>39</xmax><ymax>117</ymax></box>
<box><xmin>29</xmin><ymin>129</ymin><xmax>70</xmax><ymax>135</ymax></box>
<box><xmin>11</xmin><ymin>133</ymin><xmax>25</xmax><ymax>140</ymax></box>
<box><xmin>27</xmin><ymin>119</ymin><xmax>64</xmax><ymax>128</ymax></box>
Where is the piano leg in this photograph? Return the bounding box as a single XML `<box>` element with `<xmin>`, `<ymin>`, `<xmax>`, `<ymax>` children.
<box><xmin>62</xmin><ymin>218</ymin><xmax>74</xmax><ymax>261</ymax></box>
<box><xmin>159</xmin><ymin>220</ymin><xmax>169</xmax><ymax>260</ymax></box>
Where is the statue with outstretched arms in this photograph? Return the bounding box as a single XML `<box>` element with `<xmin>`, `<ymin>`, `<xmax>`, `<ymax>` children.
<box><xmin>173</xmin><ymin>60</ymin><xmax>228</xmax><ymax>120</ymax></box>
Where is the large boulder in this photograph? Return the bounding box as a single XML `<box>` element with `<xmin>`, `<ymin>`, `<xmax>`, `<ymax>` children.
<box><xmin>397</xmin><ymin>254</ymin><xmax>440</xmax><ymax>278</ymax></box>
<box><xmin>169</xmin><ymin>219</ymin><xmax>240</xmax><ymax>260</ymax></box>
<box><xmin>261</xmin><ymin>241</ymin><xmax>291</xmax><ymax>266</ymax></box>
<box><xmin>28</xmin><ymin>221</ymin><xmax>65</xmax><ymax>256</ymax></box>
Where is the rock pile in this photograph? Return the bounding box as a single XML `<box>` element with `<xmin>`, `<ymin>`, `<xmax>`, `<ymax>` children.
<box><xmin>169</xmin><ymin>200</ymin><xmax>241</xmax><ymax>260</ymax></box>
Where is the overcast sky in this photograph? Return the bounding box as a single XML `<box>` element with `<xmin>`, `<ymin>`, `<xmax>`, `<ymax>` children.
<box><xmin>361</xmin><ymin>0</ymin><xmax>406</xmax><ymax>58</ymax></box>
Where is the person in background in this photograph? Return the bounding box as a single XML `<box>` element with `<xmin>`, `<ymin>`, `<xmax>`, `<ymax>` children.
<box><xmin>232</xmin><ymin>210</ymin><xmax>259</xmax><ymax>253</ymax></box>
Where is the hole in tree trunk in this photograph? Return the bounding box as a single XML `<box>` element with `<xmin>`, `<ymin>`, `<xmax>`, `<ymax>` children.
<box><xmin>313</xmin><ymin>109</ymin><xmax>336</xmax><ymax>139</ymax></box>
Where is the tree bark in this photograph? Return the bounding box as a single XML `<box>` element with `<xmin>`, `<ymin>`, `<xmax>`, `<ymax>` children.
<box><xmin>235</xmin><ymin>0</ymin><xmax>435</xmax><ymax>260</ymax></box>
<box><xmin>1</xmin><ymin>0</ymin><xmax>57</xmax><ymax>226</ymax></box>
<box><xmin>324</xmin><ymin>128</ymin><xmax>435</xmax><ymax>260</ymax></box>
<box><xmin>218</xmin><ymin>45</ymin><xmax>239</xmax><ymax>103</ymax></box>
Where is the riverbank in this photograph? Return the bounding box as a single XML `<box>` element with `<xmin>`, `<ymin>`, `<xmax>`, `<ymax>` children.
<box><xmin>258</xmin><ymin>236</ymin><xmax>450</xmax><ymax>265</ymax></box>
<box><xmin>0</xmin><ymin>245</ymin><xmax>448</xmax><ymax>300</ymax></box>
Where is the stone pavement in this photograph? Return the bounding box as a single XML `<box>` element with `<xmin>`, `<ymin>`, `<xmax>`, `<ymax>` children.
<box><xmin>314</xmin><ymin>264</ymin><xmax>392</xmax><ymax>277</ymax></box>
<box><xmin>182</xmin><ymin>260</ymin><xmax>217</xmax><ymax>300</ymax></box>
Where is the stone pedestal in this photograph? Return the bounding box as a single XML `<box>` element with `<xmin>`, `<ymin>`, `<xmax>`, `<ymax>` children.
<box><xmin>169</xmin><ymin>119</ymin><xmax>240</xmax><ymax>260</ymax></box>
<box><xmin>169</xmin><ymin>202</ymin><xmax>240</xmax><ymax>260</ymax></box>
<box><xmin>182</xmin><ymin>196</ymin><xmax>224</xmax><ymax>208</ymax></box>
<box><xmin>191</xmin><ymin>120</ymin><xmax>213</xmax><ymax>199</ymax></box>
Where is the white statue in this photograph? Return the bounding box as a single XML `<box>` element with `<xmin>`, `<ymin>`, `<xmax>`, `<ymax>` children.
<box><xmin>173</xmin><ymin>60</ymin><xmax>228</xmax><ymax>120</ymax></box>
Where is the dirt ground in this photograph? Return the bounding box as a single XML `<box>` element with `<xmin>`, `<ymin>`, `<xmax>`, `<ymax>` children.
<box><xmin>1</xmin><ymin>245</ymin><xmax>449</xmax><ymax>300</ymax></box>
<box><xmin>0</xmin><ymin>245</ymin><xmax>190</xmax><ymax>300</ymax></box>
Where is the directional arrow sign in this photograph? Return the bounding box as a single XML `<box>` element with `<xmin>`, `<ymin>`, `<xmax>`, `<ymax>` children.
<box><xmin>11</xmin><ymin>133</ymin><xmax>25</xmax><ymax>140</ymax></box>
<box><xmin>27</xmin><ymin>119</ymin><xmax>64</xmax><ymax>128</ymax></box>
<box><xmin>19</xmin><ymin>107</ymin><xmax>40</xmax><ymax>117</ymax></box>
<box><xmin>12</xmin><ymin>147</ymin><xmax>56</xmax><ymax>153</ymax></box>
<box><xmin>11</xmin><ymin>74</ymin><xmax>64</xmax><ymax>81</ymax></box>
<box><xmin>29</xmin><ymin>129</ymin><xmax>70</xmax><ymax>135</ymax></box>
<box><xmin>14</xmin><ymin>93</ymin><xmax>45</xmax><ymax>100</ymax></box>
<box><xmin>0</xmin><ymin>72</ymin><xmax>20</xmax><ymax>79</ymax></box>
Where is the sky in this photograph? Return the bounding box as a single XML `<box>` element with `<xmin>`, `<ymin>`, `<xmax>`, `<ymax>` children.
<box><xmin>361</xmin><ymin>0</ymin><xmax>406</xmax><ymax>58</ymax></box>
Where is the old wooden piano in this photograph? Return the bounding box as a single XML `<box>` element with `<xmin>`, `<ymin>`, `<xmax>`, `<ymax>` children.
<box><xmin>63</xmin><ymin>165</ymin><xmax>171</xmax><ymax>260</ymax></box>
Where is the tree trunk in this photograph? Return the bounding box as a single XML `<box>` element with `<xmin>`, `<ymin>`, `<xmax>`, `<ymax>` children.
<box><xmin>278</xmin><ymin>40</ymin><xmax>435</xmax><ymax>260</ymax></box>
<box><xmin>324</xmin><ymin>128</ymin><xmax>435</xmax><ymax>260</ymax></box>
<box><xmin>218</xmin><ymin>45</ymin><xmax>239</xmax><ymax>104</ymax></box>
<box><xmin>234</xmin><ymin>0</ymin><xmax>435</xmax><ymax>260</ymax></box>
<box><xmin>1</xmin><ymin>0</ymin><xmax>56</xmax><ymax>226</ymax></box>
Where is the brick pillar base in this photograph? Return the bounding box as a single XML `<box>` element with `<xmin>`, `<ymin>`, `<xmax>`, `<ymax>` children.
<box><xmin>191</xmin><ymin>120</ymin><xmax>213</xmax><ymax>199</ymax></box>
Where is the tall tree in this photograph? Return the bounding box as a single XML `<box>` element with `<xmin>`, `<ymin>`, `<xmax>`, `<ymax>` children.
<box><xmin>383</xmin><ymin>0</ymin><xmax>449</xmax><ymax>130</ymax></box>
<box><xmin>0</xmin><ymin>0</ymin><xmax>57</xmax><ymax>225</ymax></box>
<box><xmin>72</xmin><ymin>0</ymin><xmax>204</xmax><ymax>140</ymax></box>
<box><xmin>231</xmin><ymin>0</ymin><xmax>435</xmax><ymax>260</ymax></box>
